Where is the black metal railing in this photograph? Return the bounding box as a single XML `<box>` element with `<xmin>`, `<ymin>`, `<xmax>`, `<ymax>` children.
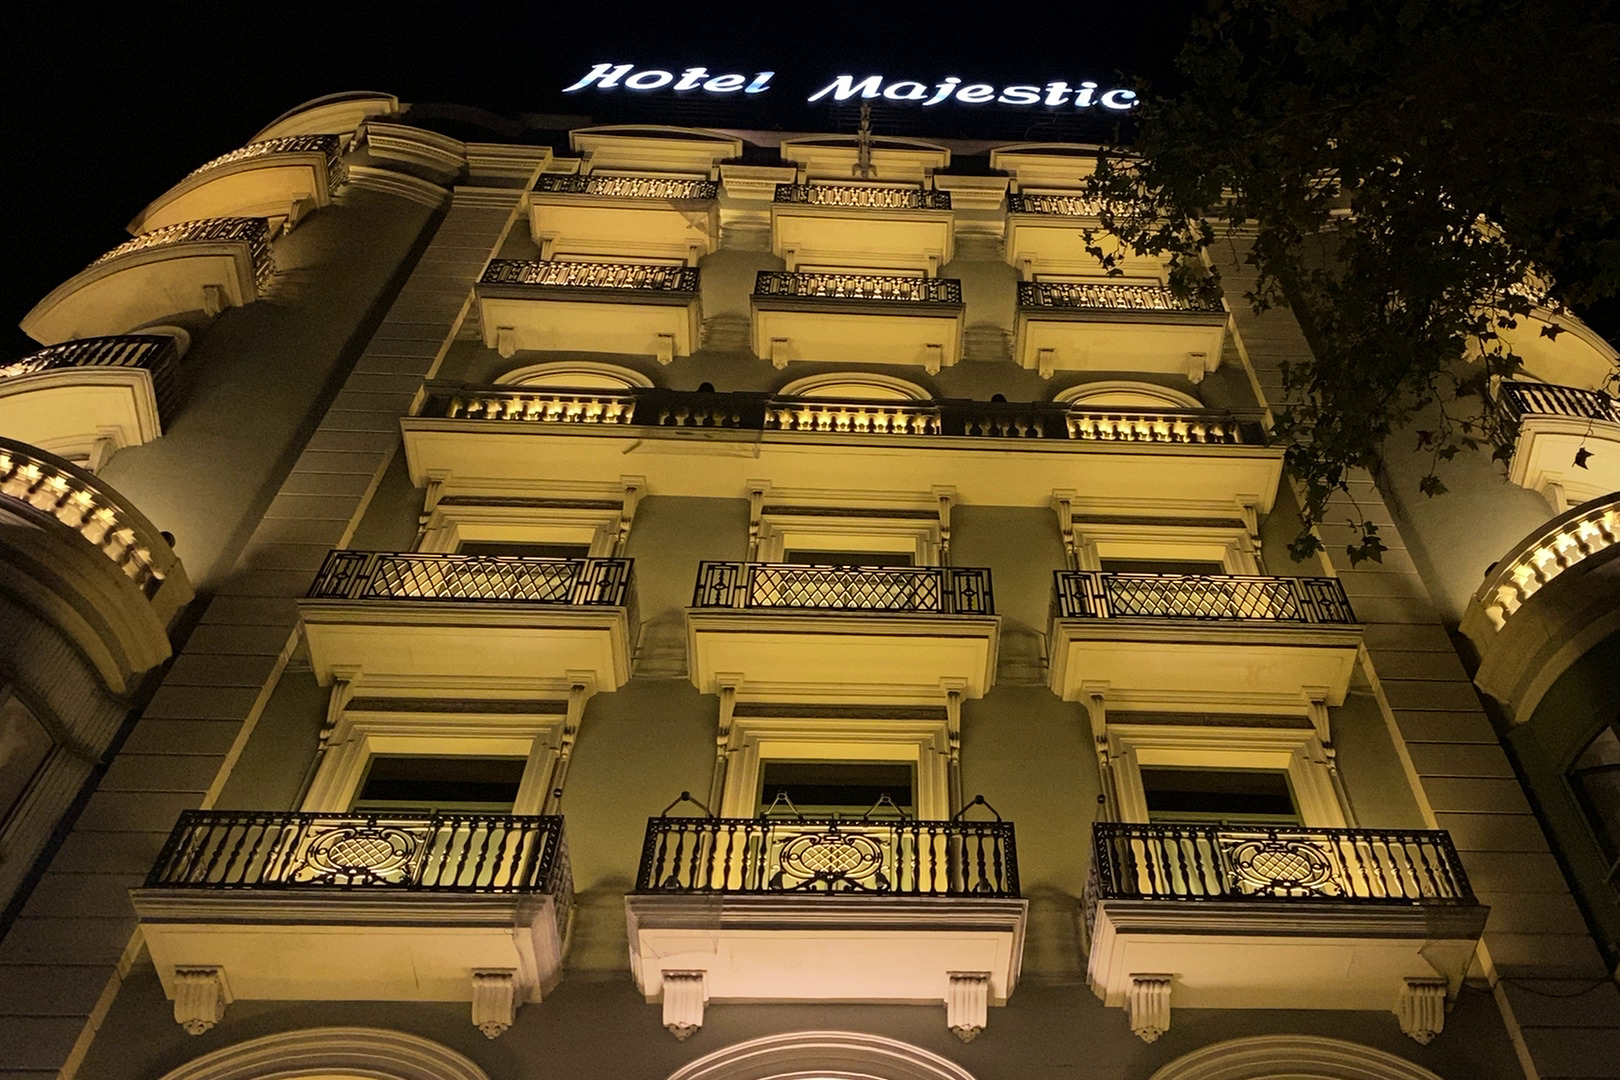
<box><xmin>0</xmin><ymin>334</ymin><xmax>181</xmax><ymax>417</ymax></box>
<box><xmin>1018</xmin><ymin>281</ymin><xmax>1222</xmax><ymax>314</ymax></box>
<box><xmin>1091</xmin><ymin>823</ymin><xmax>1473</xmax><ymax>904</ymax></box>
<box><xmin>1007</xmin><ymin>192</ymin><xmax>1106</xmax><ymax>216</ymax></box>
<box><xmin>481</xmin><ymin>259</ymin><xmax>699</xmax><ymax>293</ymax></box>
<box><xmin>694</xmin><ymin>561</ymin><xmax>994</xmax><ymax>615</ymax></box>
<box><xmin>534</xmin><ymin>174</ymin><xmax>718</xmax><ymax>200</ymax></box>
<box><xmin>182</xmin><ymin>133</ymin><xmax>347</xmax><ymax>191</ymax></box>
<box><xmin>1497</xmin><ymin>381</ymin><xmax>1620</xmax><ymax>424</ymax></box>
<box><xmin>637</xmin><ymin>817</ymin><xmax>1018</xmax><ymax>896</ymax></box>
<box><xmin>755</xmin><ymin>271</ymin><xmax>962</xmax><ymax>305</ymax></box>
<box><xmin>89</xmin><ymin>217</ymin><xmax>275</xmax><ymax>287</ymax></box>
<box><xmin>145</xmin><ymin>810</ymin><xmax>569</xmax><ymax>896</ymax></box>
<box><xmin>307</xmin><ymin>551</ymin><xmax>635</xmax><ymax>609</ymax></box>
<box><xmin>1053</xmin><ymin>571</ymin><xmax>1354</xmax><ymax>623</ymax></box>
<box><xmin>418</xmin><ymin>386</ymin><xmax>1269</xmax><ymax>446</ymax></box>
<box><xmin>774</xmin><ymin>184</ymin><xmax>951</xmax><ymax>210</ymax></box>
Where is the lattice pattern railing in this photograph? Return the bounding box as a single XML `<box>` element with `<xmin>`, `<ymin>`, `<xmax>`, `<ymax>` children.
<box><xmin>307</xmin><ymin>551</ymin><xmax>635</xmax><ymax>607</ymax></box>
<box><xmin>0</xmin><ymin>334</ymin><xmax>181</xmax><ymax>417</ymax></box>
<box><xmin>534</xmin><ymin>174</ymin><xmax>718</xmax><ymax>199</ymax></box>
<box><xmin>773</xmin><ymin>184</ymin><xmax>951</xmax><ymax>210</ymax></box>
<box><xmin>1007</xmin><ymin>192</ymin><xmax>1106</xmax><ymax>216</ymax></box>
<box><xmin>1497</xmin><ymin>381</ymin><xmax>1620</xmax><ymax>424</ymax></box>
<box><xmin>0</xmin><ymin>438</ymin><xmax>177</xmax><ymax>598</ymax></box>
<box><xmin>87</xmin><ymin>217</ymin><xmax>275</xmax><ymax>287</ymax></box>
<box><xmin>637</xmin><ymin>817</ymin><xmax>1017</xmax><ymax>896</ymax></box>
<box><xmin>1090</xmin><ymin>823</ymin><xmax>1474</xmax><ymax>903</ymax></box>
<box><xmin>755</xmin><ymin>271</ymin><xmax>962</xmax><ymax>304</ymax></box>
<box><xmin>146</xmin><ymin>811</ymin><xmax>569</xmax><ymax>901</ymax></box>
<box><xmin>182</xmin><ymin>134</ymin><xmax>347</xmax><ymax>191</ymax></box>
<box><xmin>694</xmin><ymin>561</ymin><xmax>993</xmax><ymax>615</ymax></box>
<box><xmin>481</xmin><ymin>259</ymin><xmax>699</xmax><ymax>292</ymax></box>
<box><xmin>1018</xmin><ymin>281</ymin><xmax>1222</xmax><ymax>313</ymax></box>
<box><xmin>1053</xmin><ymin>571</ymin><xmax>1355</xmax><ymax>623</ymax></box>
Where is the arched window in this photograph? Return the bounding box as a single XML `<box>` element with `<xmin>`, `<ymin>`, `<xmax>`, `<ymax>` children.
<box><xmin>666</xmin><ymin>1031</ymin><xmax>978</xmax><ymax>1080</ymax></box>
<box><xmin>778</xmin><ymin>372</ymin><xmax>931</xmax><ymax>401</ymax></box>
<box><xmin>157</xmin><ymin>1028</ymin><xmax>488</xmax><ymax>1080</ymax></box>
<box><xmin>494</xmin><ymin>360</ymin><xmax>653</xmax><ymax>390</ymax></box>
<box><xmin>1057</xmin><ymin>380</ymin><xmax>1203</xmax><ymax>409</ymax></box>
<box><xmin>1149</xmin><ymin>1035</ymin><xmax>1445</xmax><ymax>1080</ymax></box>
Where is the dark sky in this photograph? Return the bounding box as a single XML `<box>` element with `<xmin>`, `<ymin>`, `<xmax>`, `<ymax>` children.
<box><xmin>5</xmin><ymin>3</ymin><xmax>1198</xmax><ymax>358</ymax></box>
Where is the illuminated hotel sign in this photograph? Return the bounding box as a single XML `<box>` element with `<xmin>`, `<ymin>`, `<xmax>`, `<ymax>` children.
<box><xmin>562</xmin><ymin>63</ymin><xmax>1139</xmax><ymax>111</ymax></box>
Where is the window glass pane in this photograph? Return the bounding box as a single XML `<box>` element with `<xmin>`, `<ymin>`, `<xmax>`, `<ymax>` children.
<box><xmin>351</xmin><ymin>756</ymin><xmax>527</xmax><ymax>813</ymax></box>
<box><xmin>782</xmin><ymin>549</ymin><xmax>913</xmax><ymax>567</ymax></box>
<box><xmin>759</xmin><ymin>761</ymin><xmax>915</xmax><ymax>816</ymax></box>
<box><xmin>0</xmin><ymin>694</ymin><xmax>54</xmax><ymax>821</ymax></box>
<box><xmin>1141</xmin><ymin>767</ymin><xmax>1299</xmax><ymax>824</ymax></box>
<box><xmin>457</xmin><ymin>541</ymin><xmax>590</xmax><ymax>559</ymax></box>
<box><xmin>1570</xmin><ymin>723</ymin><xmax>1620</xmax><ymax>861</ymax></box>
<box><xmin>1100</xmin><ymin>558</ymin><xmax>1227</xmax><ymax>575</ymax></box>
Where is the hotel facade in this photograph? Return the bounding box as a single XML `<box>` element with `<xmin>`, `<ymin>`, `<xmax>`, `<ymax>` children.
<box><xmin>0</xmin><ymin>90</ymin><xmax>1616</xmax><ymax>1080</ymax></box>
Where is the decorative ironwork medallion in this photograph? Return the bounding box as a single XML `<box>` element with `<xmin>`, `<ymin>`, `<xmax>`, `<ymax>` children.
<box><xmin>297</xmin><ymin>825</ymin><xmax>421</xmax><ymax>885</ymax></box>
<box><xmin>776</xmin><ymin>830</ymin><xmax>889</xmax><ymax>890</ymax></box>
<box><xmin>1224</xmin><ymin>836</ymin><xmax>1339</xmax><ymax>896</ymax></box>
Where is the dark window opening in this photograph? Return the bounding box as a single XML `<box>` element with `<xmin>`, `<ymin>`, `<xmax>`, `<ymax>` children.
<box><xmin>1100</xmin><ymin>558</ymin><xmax>1227</xmax><ymax>576</ymax></box>
<box><xmin>458</xmin><ymin>541</ymin><xmax>591</xmax><ymax>560</ymax></box>
<box><xmin>782</xmin><ymin>549</ymin><xmax>914</xmax><ymax>567</ymax></box>
<box><xmin>759</xmin><ymin>761</ymin><xmax>915</xmax><ymax>817</ymax></box>
<box><xmin>1141</xmin><ymin>767</ymin><xmax>1299</xmax><ymax>824</ymax></box>
<box><xmin>351</xmin><ymin>755</ymin><xmax>527</xmax><ymax>814</ymax></box>
<box><xmin>1570</xmin><ymin>722</ymin><xmax>1620</xmax><ymax>865</ymax></box>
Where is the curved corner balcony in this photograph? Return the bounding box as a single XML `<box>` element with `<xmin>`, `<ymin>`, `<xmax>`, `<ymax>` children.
<box><xmin>1048</xmin><ymin>570</ymin><xmax>1361</xmax><ymax>713</ymax></box>
<box><xmin>0</xmin><ymin>335</ymin><xmax>179</xmax><ymax>468</ymax></box>
<box><xmin>0</xmin><ymin>438</ymin><xmax>192</xmax><ymax>693</ymax></box>
<box><xmin>771</xmin><ymin>183</ymin><xmax>954</xmax><ymax>277</ymax></box>
<box><xmin>251</xmin><ymin>91</ymin><xmax>398</xmax><ymax>143</ymax></box>
<box><xmin>131</xmin><ymin>134</ymin><xmax>347</xmax><ymax>234</ymax></box>
<box><xmin>627</xmin><ymin>813</ymin><xmax>1024</xmax><ymax>1038</ymax></box>
<box><xmin>1015</xmin><ymin>281</ymin><xmax>1228</xmax><ymax>380</ymax></box>
<box><xmin>686</xmin><ymin>561</ymin><xmax>998</xmax><ymax>703</ymax></box>
<box><xmin>530</xmin><ymin>173</ymin><xmax>719</xmax><ymax>264</ymax></box>
<box><xmin>297</xmin><ymin>550</ymin><xmax>637</xmax><ymax>696</ymax></box>
<box><xmin>751</xmin><ymin>271</ymin><xmax>964</xmax><ymax>373</ymax></box>
<box><xmin>1496</xmin><ymin>381</ymin><xmax>1620</xmax><ymax>508</ymax></box>
<box><xmin>21</xmin><ymin>218</ymin><xmax>274</xmax><ymax>346</ymax></box>
<box><xmin>1086</xmin><ymin>823</ymin><xmax>1486</xmax><ymax>1026</ymax></box>
<box><xmin>476</xmin><ymin>259</ymin><xmax>701</xmax><ymax>363</ymax></box>
<box><xmin>132</xmin><ymin>809</ymin><xmax>570</xmax><ymax>1036</ymax></box>
<box><xmin>1461</xmin><ymin>493</ymin><xmax>1619</xmax><ymax>725</ymax></box>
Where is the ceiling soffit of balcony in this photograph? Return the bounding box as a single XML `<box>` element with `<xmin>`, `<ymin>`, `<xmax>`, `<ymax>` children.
<box><xmin>771</xmin><ymin>209</ymin><xmax>953</xmax><ymax>277</ymax></box>
<box><xmin>0</xmin><ymin>368</ymin><xmax>163</xmax><ymax>467</ymax></box>
<box><xmin>527</xmin><ymin>200</ymin><xmax>720</xmax><ymax>265</ymax></box>
<box><xmin>399</xmin><ymin>421</ymin><xmax>1286</xmax><ymax>521</ymax></box>
<box><xmin>130</xmin><ymin>154</ymin><xmax>337</xmax><ymax>236</ymax></box>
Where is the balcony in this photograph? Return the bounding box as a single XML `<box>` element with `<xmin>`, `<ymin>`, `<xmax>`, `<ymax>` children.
<box><xmin>751</xmin><ymin>271</ymin><xmax>965</xmax><ymax>372</ymax></box>
<box><xmin>0</xmin><ymin>335</ymin><xmax>180</xmax><ymax>468</ymax></box>
<box><xmin>401</xmin><ymin>387</ymin><xmax>1283</xmax><ymax>520</ymax></box>
<box><xmin>1085</xmin><ymin>823</ymin><xmax>1487</xmax><ymax>1039</ymax></box>
<box><xmin>131</xmin><ymin>810</ymin><xmax>570</xmax><ymax>1036</ymax></box>
<box><xmin>1496</xmin><ymin>381</ymin><xmax>1620</xmax><ymax>507</ymax></box>
<box><xmin>131</xmin><ymin>134</ymin><xmax>348</xmax><ymax>234</ymax></box>
<box><xmin>0</xmin><ymin>438</ymin><xmax>192</xmax><ymax>693</ymax></box>
<box><xmin>298</xmin><ymin>551</ymin><xmax>636</xmax><ymax>696</ymax></box>
<box><xmin>1048</xmin><ymin>571</ymin><xmax>1361</xmax><ymax>712</ymax></box>
<box><xmin>529</xmin><ymin>173</ymin><xmax>719</xmax><ymax>264</ymax></box>
<box><xmin>771</xmin><ymin>183</ymin><xmax>953</xmax><ymax>276</ymax></box>
<box><xmin>687</xmin><ymin>562</ymin><xmax>999</xmax><ymax>703</ymax></box>
<box><xmin>1005</xmin><ymin>193</ymin><xmax>1171</xmax><ymax>282</ymax></box>
<box><xmin>1014</xmin><ymin>281</ymin><xmax>1228</xmax><ymax>380</ymax></box>
<box><xmin>22</xmin><ymin>217</ymin><xmax>275</xmax><ymax>345</ymax></box>
<box><xmin>475</xmin><ymin>259</ymin><xmax>701</xmax><ymax>363</ymax></box>
<box><xmin>626</xmin><ymin>814</ymin><xmax>1025</xmax><ymax>1039</ymax></box>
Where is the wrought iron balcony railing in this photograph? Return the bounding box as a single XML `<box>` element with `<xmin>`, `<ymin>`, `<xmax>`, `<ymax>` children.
<box><xmin>481</xmin><ymin>259</ymin><xmax>699</xmax><ymax>293</ymax></box>
<box><xmin>182</xmin><ymin>134</ymin><xmax>347</xmax><ymax>191</ymax></box>
<box><xmin>773</xmin><ymin>184</ymin><xmax>951</xmax><ymax>210</ymax></box>
<box><xmin>695</xmin><ymin>561</ymin><xmax>994</xmax><ymax>615</ymax></box>
<box><xmin>145</xmin><ymin>810</ymin><xmax>570</xmax><ymax>899</ymax></box>
<box><xmin>0</xmin><ymin>334</ymin><xmax>181</xmax><ymax>415</ymax></box>
<box><xmin>534</xmin><ymin>174</ymin><xmax>718</xmax><ymax>200</ymax></box>
<box><xmin>87</xmin><ymin>217</ymin><xmax>275</xmax><ymax>287</ymax></box>
<box><xmin>1497</xmin><ymin>381</ymin><xmax>1620</xmax><ymax>424</ymax></box>
<box><xmin>1053</xmin><ymin>571</ymin><xmax>1355</xmax><ymax>624</ymax></box>
<box><xmin>1090</xmin><ymin>823</ymin><xmax>1474</xmax><ymax>905</ymax></box>
<box><xmin>1018</xmin><ymin>281</ymin><xmax>1222</xmax><ymax>314</ymax></box>
<box><xmin>307</xmin><ymin>550</ymin><xmax>635</xmax><ymax>608</ymax></box>
<box><xmin>1007</xmin><ymin>192</ymin><xmax>1106</xmax><ymax>216</ymax></box>
<box><xmin>754</xmin><ymin>271</ymin><xmax>962</xmax><ymax>305</ymax></box>
<box><xmin>420</xmin><ymin>387</ymin><xmax>1268</xmax><ymax>446</ymax></box>
<box><xmin>637</xmin><ymin>816</ymin><xmax>1017</xmax><ymax>896</ymax></box>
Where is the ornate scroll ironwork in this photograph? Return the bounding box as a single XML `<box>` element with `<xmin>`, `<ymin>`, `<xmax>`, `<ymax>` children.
<box><xmin>90</xmin><ymin>218</ymin><xmax>275</xmax><ymax>286</ymax></box>
<box><xmin>1052</xmin><ymin>571</ymin><xmax>1355</xmax><ymax>624</ymax></box>
<box><xmin>774</xmin><ymin>184</ymin><xmax>950</xmax><ymax>210</ymax></box>
<box><xmin>0</xmin><ymin>335</ymin><xmax>180</xmax><ymax>417</ymax></box>
<box><xmin>1090</xmin><ymin>823</ymin><xmax>1474</xmax><ymax>903</ymax></box>
<box><xmin>481</xmin><ymin>259</ymin><xmax>699</xmax><ymax>292</ymax></box>
<box><xmin>754</xmin><ymin>271</ymin><xmax>962</xmax><ymax>304</ymax></box>
<box><xmin>636</xmin><ymin>817</ymin><xmax>1018</xmax><ymax>896</ymax></box>
<box><xmin>1497</xmin><ymin>380</ymin><xmax>1619</xmax><ymax>424</ymax></box>
<box><xmin>1017</xmin><ymin>281</ymin><xmax>1221</xmax><ymax>313</ymax></box>
<box><xmin>182</xmin><ymin>134</ymin><xmax>347</xmax><ymax>191</ymax></box>
<box><xmin>693</xmin><ymin>562</ymin><xmax>994</xmax><ymax>615</ymax></box>
<box><xmin>534</xmin><ymin>174</ymin><xmax>717</xmax><ymax>199</ymax></box>
<box><xmin>307</xmin><ymin>551</ymin><xmax>635</xmax><ymax>608</ymax></box>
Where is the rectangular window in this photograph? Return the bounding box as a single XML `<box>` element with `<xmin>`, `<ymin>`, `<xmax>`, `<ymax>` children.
<box><xmin>457</xmin><ymin>541</ymin><xmax>592</xmax><ymax>560</ymax></box>
<box><xmin>1100</xmin><ymin>558</ymin><xmax>1227</xmax><ymax>576</ymax></box>
<box><xmin>350</xmin><ymin>755</ymin><xmax>527</xmax><ymax>814</ymax></box>
<box><xmin>758</xmin><ymin>760</ymin><xmax>916</xmax><ymax>817</ymax></box>
<box><xmin>1140</xmin><ymin>767</ymin><xmax>1300</xmax><ymax>825</ymax></box>
<box><xmin>781</xmin><ymin>549</ymin><xmax>914</xmax><ymax>567</ymax></box>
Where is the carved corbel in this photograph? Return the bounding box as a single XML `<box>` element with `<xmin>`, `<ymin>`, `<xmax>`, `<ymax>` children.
<box><xmin>173</xmin><ymin>966</ymin><xmax>230</xmax><ymax>1035</ymax></box>
<box><xmin>942</xmin><ymin>678</ymin><xmax>967</xmax><ymax>813</ymax></box>
<box><xmin>1397</xmin><ymin>977</ymin><xmax>1448</xmax><ymax>1044</ymax></box>
<box><xmin>471</xmin><ymin>969</ymin><xmax>517</xmax><ymax>1039</ymax></box>
<box><xmin>320</xmin><ymin>668</ymin><xmax>361</xmax><ymax>751</ymax></box>
<box><xmin>654</xmin><ymin>333</ymin><xmax>676</xmax><ymax>366</ymax></box>
<box><xmin>496</xmin><ymin>327</ymin><xmax>518</xmax><ymax>359</ymax></box>
<box><xmin>1126</xmin><ymin>974</ymin><xmax>1172</xmax><ymax>1043</ymax></box>
<box><xmin>1083</xmin><ymin>682</ymin><xmax>1117</xmax><ymax>819</ymax></box>
<box><xmin>1037</xmin><ymin>347</ymin><xmax>1056</xmax><ymax>380</ymax></box>
<box><xmin>662</xmin><ymin>970</ymin><xmax>707</xmax><ymax>1040</ymax></box>
<box><xmin>1052</xmin><ymin>491</ymin><xmax>1079</xmax><ymax>568</ymax></box>
<box><xmin>543</xmin><ymin>674</ymin><xmax>594</xmax><ymax>814</ymax></box>
<box><xmin>423</xmin><ymin>470</ymin><xmax>450</xmax><ymax>514</ymax></box>
<box><xmin>922</xmin><ymin>344</ymin><xmax>944</xmax><ymax>376</ymax></box>
<box><xmin>746</xmin><ymin>483</ymin><xmax>769</xmax><ymax>561</ymax></box>
<box><xmin>708</xmin><ymin>678</ymin><xmax>741</xmax><ymax>810</ymax></box>
<box><xmin>615</xmin><ymin>478</ymin><xmax>644</xmax><ymax>555</ymax></box>
<box><xmin>946</xmin><ymin>971</ymin><xmax>990</xmax><ymax>1042</ymax></box>
<box><xmin>1236</xmin><ymin>497</ymin><xmax>1262</xmax><ymax>555</ymax></box>
<box><xmin>934</xmin><ymin>487</ymin><xmax>955</xmax><ymax>564</ymax></box>
<box><xmin>1185</xmin><ymin>352</ymin><xmax>1208</xmax><ymax>384</ymax></box>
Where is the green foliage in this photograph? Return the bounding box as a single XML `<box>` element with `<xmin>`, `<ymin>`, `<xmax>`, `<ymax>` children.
<box><xmin>1083</xmin><ymin>0</ymin><xmax>1620</xmax><ymax>564</ymax></box>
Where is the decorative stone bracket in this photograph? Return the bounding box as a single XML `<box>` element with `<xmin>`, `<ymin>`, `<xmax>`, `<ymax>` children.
<box><xmin>663</xmin><ymin>970</ymin><xmax>707</xmax><ymax>1040</ymax></box>
<box><xmin>1397</xmin><ymin>977</ymin><xmax>1448</xmax><ymax>1044</ymax></box>
<box><xmin>471</xmin><ymin>969</ymin><xmax>518</xmax><ymax>1038</ymax></box>
<box><xmin>1126</xmin><ymin>973</ymin><xmax>1172</xmax><ymax>1043</ymax></box>
<box><xmin>946</xmin><ymin>972</ymin><xmax>990</xmax><ymax>1042</ymax></box>
<box><xmin>173</xmin><ymin>966</ymin><xmax>231</xmax><ymax>1035</ymax></box>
